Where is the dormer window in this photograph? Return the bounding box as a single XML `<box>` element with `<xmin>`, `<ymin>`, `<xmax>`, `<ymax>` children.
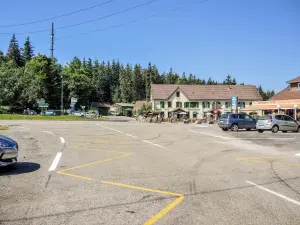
<box><xmin>176</xmin><ymin>91</ymin><xmax>180</xmax><ymax>97</ymax></box>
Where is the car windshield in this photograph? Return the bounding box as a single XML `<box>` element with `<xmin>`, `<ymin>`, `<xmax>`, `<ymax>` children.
<box><xmin>220</xmin><ymin>114</ymin><xmax>228</xmax><ymax>119</ymax></box>
<box><xmin>259</xmin><ymin>115</ymin><xmax>272</xmax><ymax>120</ymax></box>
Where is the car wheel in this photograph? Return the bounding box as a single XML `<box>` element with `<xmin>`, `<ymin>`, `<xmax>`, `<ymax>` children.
<box><xmin>246</xmin><ymin>128</ymin><xmax>251</xmax><ymax>131</ymax></box>
<box><xmin>222</xmin><ymin>128</ymin><xmax>228</xmax><ymax>131</ymax></box>
<box><xmin>297</xmin><ymin>126</ymin><xmax>300</xmax><ymax>133</ymax></box>
<box><xmin>272</xmin><ymin>125</ymin><xmax>279</xmax><ymax>133</ymax></box>
<box><xmin>257</xmin><ymin>129</ymin><xmax>264</xmax><ymax>133</ymax></box>
<box><xmin>282</xmin><ymin>131</ymin><xmax>287</xmax><ymax>133</ymax></box>
<box><xmin>231</xmin><ymin>124</ymin><xmax>239</xmax><ymax>132</ymax></box>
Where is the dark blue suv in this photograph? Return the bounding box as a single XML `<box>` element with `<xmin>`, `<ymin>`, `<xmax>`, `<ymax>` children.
<box><xmin>219</xmin><ymin>113</ymin><xmax>257</xmax><ymax>131</ymax></box>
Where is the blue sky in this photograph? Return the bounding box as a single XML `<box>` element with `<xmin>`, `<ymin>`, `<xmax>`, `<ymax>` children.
<box><xmin>1</xmin><ymin>0</ymin><xmax>299</xmax><ymax>92</ymax></box>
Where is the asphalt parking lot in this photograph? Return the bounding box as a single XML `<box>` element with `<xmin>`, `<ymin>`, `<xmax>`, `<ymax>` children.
<box><xmin>1</xmin><ymin>119</ymin><xmax>300</xmax><ymax>225</ymax></box>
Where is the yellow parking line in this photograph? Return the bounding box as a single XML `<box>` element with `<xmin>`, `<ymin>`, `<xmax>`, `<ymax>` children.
<box><xmin>273</xmin><ymin>161</ymin><xmax>300</xmax><ymax>167</ymax></box>
<box><xmin>101</xmin><ymin>180</ymin><xmax>183</xmax><ymax>197</ymax></box>
<box><xmin>60</xmin><ymin>153</ymin><xmax>132</xmax><ymax>172</ymax></box>
<box><xmin>144</xmin><ymin>196</ymin><xmax>184</xmax><ymax>225</ymax></box>
<box><xmin>57</xmin><ymin>171</ymin><xmax>93</xmax><ymax>181</ymax></box>
<box><xmin>237</xmin><ymin>156</ymin><xmax>290</xmax><ymax>161</ymax></box>
<box><xmin>68</xmin><ymin>146</ymin><xmax>129</xmax><ymax>154</ymax></box>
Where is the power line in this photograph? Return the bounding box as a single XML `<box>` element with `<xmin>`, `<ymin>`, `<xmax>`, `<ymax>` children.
<box><xmin>0</xmin><ymin>0</ymin><xmax>115</xmax><ymax>28</ymax></box>
<box><xmin>0</xmin><ymin>0</ymin><xmax>159</xmax><ymax>35</ymax></box>
<box><xmin>56</xmin><ymin>0</ymin><xmax>209</xmax><ymax>41</ymax></box>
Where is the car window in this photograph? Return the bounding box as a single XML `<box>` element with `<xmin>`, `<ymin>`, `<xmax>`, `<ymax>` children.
<box><xmin>238</xmin><ymin>114</ymin><xmax>245</xmax><ymax>119</ymax></box>
<box><xmin>275</xmin><ymin>115</ymin><xmax>283</xmax><ymax>120</ymax></box>
<box><xmin>283</xmin><ymin>115</ymin><xmax>294</xmax><ymax>121</ymax></box>
<box><xmin>230</xmin><ymin>114</ymin><xmax>238</xmax><ymax>119</ymax></box>
<box><xmin>259</xmin><ymin>115</ymin><xmax>272</xmax><ymax>120</ymax></box>
<box><xmin>220</xmin><ymin>114</ymin><xmax>228</xmax><ymax>119</ymax></box>
<box><xmin>244</xmin><ymin>115</ymin><xmax>252</xmax><ymax>120</ymax></box>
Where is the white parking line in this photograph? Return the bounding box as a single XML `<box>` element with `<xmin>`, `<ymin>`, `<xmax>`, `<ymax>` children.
<box><xmin>48</xmin><ymin>152</ymin><xmax>62</xmax><ymax>171</ymax></box>
<box><xmin>294</xmin><ymin>153</ymin><xmax>300</xmax><ymax>156</ymax></box>
<box><xmin>43</xmin><ymin>131</ymin><xmax>54</xmax><ymax>135</ymax></box>
<box><xmin>126</xmin><ymin>133</ymin><xmax>137</xmax><ymax>138</ymax></box>
<box><xmin>142</xmin><ymin>140</ymin><xmax>165</xmax><ymax>148</ymax></box>
<box><xmin>97</xmin><ymin>124</ymin><xmax>124</xmax><ymax>133</ymax></box>
<box><xmin>189</xmin><ymin>130</ymin><xmax>232</xmax><ymax>140</ymax></box>
<box><xmin>246</xmin><ymin>180</ymin><xmax>300</xmax><ymax>206</ymax></box>
<box><xmin>60</xmin><ymin>137</ymin><xmax>65</xmax><ymax>144</ymax></box>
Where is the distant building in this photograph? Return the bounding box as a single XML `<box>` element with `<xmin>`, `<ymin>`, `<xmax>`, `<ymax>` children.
<box><xmin>270</xmin><ymin>76</ymin><xmax>300</xmax><ymax>100</ymax></box>
<box><xmin>151</xmin><ymin>84</ymin><xmax>262</xmax><ymax>119</ymax></box>
<box><xmin>110</xmin><ymin>103</ymin><xmax>134</xmax><ymax>116</ymax></box>
<box><xmin>242</xmin><ymin>76</ymin><xmax>300</xmax><ymax>120</ymax></box>
<box><xmin>90</xmin><ymin>102</ymin><xmax>110</xmax><ymax>116</ymax></box>
<box><xmin>133</xmin><ymin>101</ymin><xmax>152</xmax><ymax>112</ymax></box>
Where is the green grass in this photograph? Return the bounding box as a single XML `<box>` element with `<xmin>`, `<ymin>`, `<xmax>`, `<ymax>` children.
<box><xmin>0</xmin><ymin>125</ymin><xmax>9</xmax><ymax>130</ymax></box>
<box><xmin>0</xmin><ymin>114</ymin><xmax>108</xmax><ymax>121</ymax></box>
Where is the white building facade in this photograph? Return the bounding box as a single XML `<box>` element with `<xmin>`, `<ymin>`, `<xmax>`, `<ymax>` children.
<box><xmin>151</xmin><ymin>84</ymin><xmax>263</xmax><ymax>119</ymax></box>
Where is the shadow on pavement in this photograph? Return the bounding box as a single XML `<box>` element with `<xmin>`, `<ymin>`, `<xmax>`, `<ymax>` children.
<box><xmin>0</xmin><ymin>162</ymin><xmax>40</xmax><ymax>176</ymax></box>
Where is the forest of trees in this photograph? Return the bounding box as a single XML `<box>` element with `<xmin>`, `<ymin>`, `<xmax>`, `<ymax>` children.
<box><xmin>0</xmin><ymin>35</ymin><xmax>275</xmax><ymax>112</ymax></box>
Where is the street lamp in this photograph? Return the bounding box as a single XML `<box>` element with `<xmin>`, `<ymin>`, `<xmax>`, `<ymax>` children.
<box><xmin>61</xmin><ymin>75</ymin><xmax>64</xmax><ymax>116</ymax></box>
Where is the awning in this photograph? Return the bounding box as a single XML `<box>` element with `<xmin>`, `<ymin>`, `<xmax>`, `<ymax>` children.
<box><xmin>242</xmin><ymin>104</ymin><xmax>298</xmax><ymax>111</ymax></box>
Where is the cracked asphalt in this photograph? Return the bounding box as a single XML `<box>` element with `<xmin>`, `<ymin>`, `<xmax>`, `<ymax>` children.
<box><xmin>1</xmin><ymin>118</ymin><xmax>300</xmax><ymax>225</ymax></box>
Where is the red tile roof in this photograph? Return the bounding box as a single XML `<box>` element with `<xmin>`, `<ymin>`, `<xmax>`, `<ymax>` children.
<box><xmin>151</xmin><ymin>84</ymin><xmax>262</xmax><ymax>101</ymax></box>
<box><xmin>270</xmin><ymin>87</ymin><xmax>300</xmax><ymax>100</ymax></box>
<box><xmin>288</xmin><ymin>76</ymin><xmax>300</xmax><ymax>84</ymax></box>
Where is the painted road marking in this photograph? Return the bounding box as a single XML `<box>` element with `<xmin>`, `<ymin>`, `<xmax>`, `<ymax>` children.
<box><xmin>97</xmin><ymin>123</ymin><xmax>166</xmax><ymax>149</ymax></box>
<box><xmin>57</xmin><ymin>171</ymin><xmax>93</xmax><ymax>181</ymax></box>
<box><xmin>60</xmin><ymin>137</ymin><xmax>65</xmax><ymax>144</ymax></box>
<box><xmin>101</xmin><ymin>180</ymin><xmax>183</xmax><ymax>197</ymax></box>
<box><xmin>57</xmin><ymin>139</ymin><xmax>183</xmax><ymax>225</ymax></box>
<box><xmin>237</xmin><ymin>156</ymin><xmax>300</xmax><ymax>167</ymax></box>
<box><xmin>43</xmin><ymin>131</ymin><xmax>54</xmax><ymax>135</ymax></box>
<box><xmin>101</xmin><ymin>180</ymin><xmax>184</xmax><ymax>225</ymax></box>
<box><xmin>142</xmin><ymin>140</ymin><xmax>165</xmax><ymax>148</ymax></box>
<box><xmin>189</xmin><ymin>130</ymin><xmax>232</xmax><ymax>140</ymax></box>
<box><xmin>48</xmin><ymin>152</ymin><xmax>62</xmax><ymax>171</ymax></box>
<box><xmin>246</xmin><ymin>180</ymin><xmax>300</xmax><ymax>206</ymax></box>
<box><xmin>126</xmin><ymin>133</ymin><xmax>137</xmax><ymax>138</ymax></box>
<box><xmin>60</xmin><ymin>153</ymin><xmax>132</xmax><ymax>172</ymax></box>
<box><xmin>144</xmin><ymin>196</ymin><xmax>184</xmax><ymax>225</ymax></box>
<box><xmin>189</xmin><ymin>130</ymin><xmax>295</xmax><ymax>141</ymax></box>
<box><xmin>97</xmin><ymin>124</ymin><xmax>124</xmax><ymax>133</ymax></box>
<box><xmin>294</xmin><ymin>153</ymin><xmax>300</xmax><ymax>156</ymax></box>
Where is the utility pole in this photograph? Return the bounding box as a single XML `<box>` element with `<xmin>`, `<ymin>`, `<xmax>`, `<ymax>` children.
<box><xmin>61</xmin><ymin>75</ymin><xmax>64</xmax><ymax>116</ymax></box>
<box><xmin>50</xmin><ymin>23</ymin><xmax>54</xmax><ymax>58</ymax></box>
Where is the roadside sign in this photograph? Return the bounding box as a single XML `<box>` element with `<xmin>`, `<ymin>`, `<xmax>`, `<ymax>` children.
<box><xmin>39</xmin><ymin>103</ymin><xmax>49</xmax><ymax>108</ymax></box>
<box><xmin>38</xmin><ymin>99</ymin><xmax>45</xmax><ymax>105</ymax></box>
<box><xmin>71</xmin><ymin>97</ymin><xmax>78</xmax><ymax>104</ymax></box>
<box><xmin>231</xmin><ymin>96</ymin><xmax>237</xmax><ymax>106</ymax></box>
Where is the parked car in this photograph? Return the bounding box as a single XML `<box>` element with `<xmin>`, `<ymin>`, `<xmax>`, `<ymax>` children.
<box><xmin>256</xmin><ymin>114</ymin><xmax>300</xmax><ymax>133</ymax></box>
<box><xmin>85</xmin><ymin>112</ymin><xmax>96</xmax><ymax>118</ymax></box>
<box><xmin>0</xmin><ymin>135</ymin><xmax>18</xmax><ymax>167</ymax></box>
<box><xmin>219</xmin><ymin>113</ymin><xmax>257</xmax><ymax>131</ymax></box>
<box><xmin>73</xmin><ymin>111</ymin><xmax>85</xmax><ymax>117</ymax></box>
<box><xmin>41</xmin><ymin>110</ymin><xmax>56</xmax><ymax>116</ymax></box>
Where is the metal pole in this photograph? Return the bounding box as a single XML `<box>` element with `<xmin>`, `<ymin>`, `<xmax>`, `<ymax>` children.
<box><xmin>50</xmin><ymin>23</ymin><xmax>54</xmax><ymax>58</ymax></box>
<box><xmin>61</xmin><ymin>76</ymin><xmax>63</xmax><ymax>116</ymax></box>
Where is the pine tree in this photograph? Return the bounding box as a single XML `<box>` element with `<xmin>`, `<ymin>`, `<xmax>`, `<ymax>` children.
<box><xmin>232</xmin><ymin>78</ymin><xmax>237</xmax><ymax>85</ymax></box>
<box><xmin>7</xmin><ymin>34</ymin><xmax>23</xmax><ymax>66</ymax></box>
<box><xmin>22</xmin><ymin>37</ymin><xmax>34</xmax><ymax>63</ymax></box>
<box><xmin>132</xmin><ymin>64</ymin><xmax>144</xmax><ymax>100</ymax></box>
<box><xmin>207</xmin><ymin>77</ymin><xmax>213</xmax><ymax>85</ymax></box>
<box><xmin>120</xmin><ymin>64</ymin><xmax>133</xmax><ymax>102</ymax></box>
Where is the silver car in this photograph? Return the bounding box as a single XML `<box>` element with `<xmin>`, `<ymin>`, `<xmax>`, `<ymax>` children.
<box><xmin>0</xmin><ymin>135</ymin><xmax>18</xmax><ymax>167</ymax></box>
<box><xmin>256</xmin><ymin>114</ymin><xmax>300</xmax><ymax>133</ymax></box>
